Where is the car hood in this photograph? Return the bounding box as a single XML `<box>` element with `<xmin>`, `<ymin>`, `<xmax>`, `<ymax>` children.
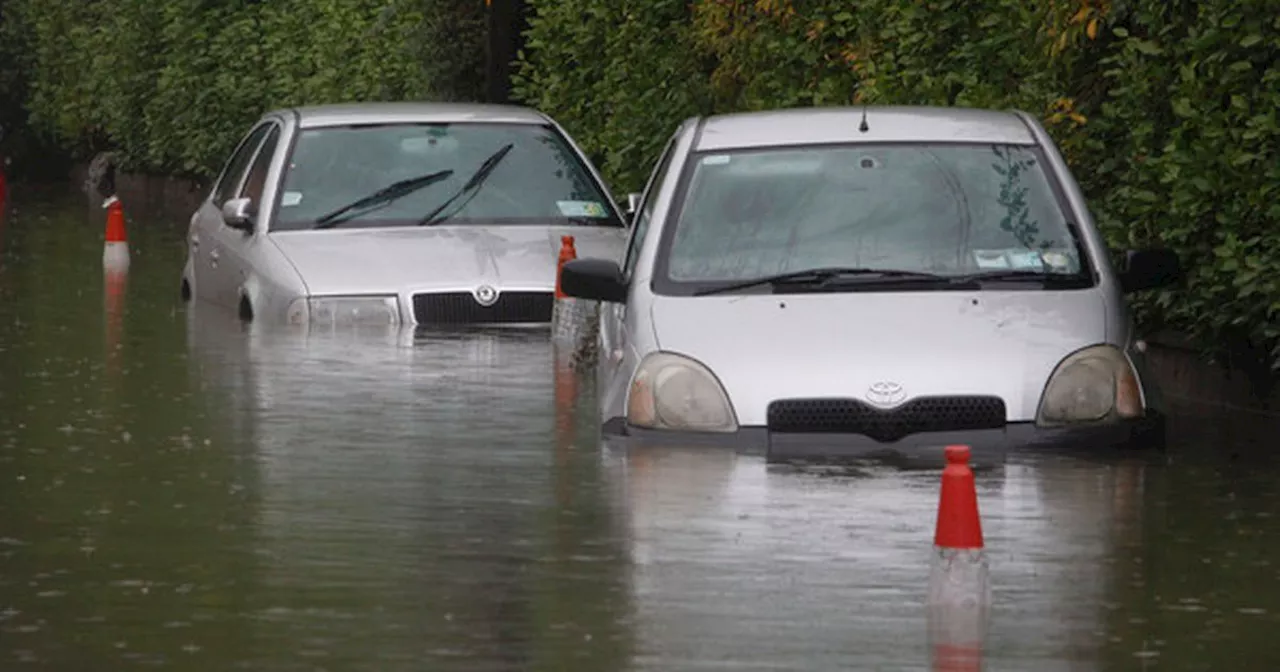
<box><xmin>269</xmin><ymin>225</ymin><xmax>627</xmax><ymax>296</ymax></box>
<box><xmin>649</xmin><ymin>290</ymin><xmax>1109</xmax><ymax>424</ymax></box>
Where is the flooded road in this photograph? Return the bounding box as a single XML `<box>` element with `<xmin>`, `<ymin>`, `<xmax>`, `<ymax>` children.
<box><xmin>1</xmin><ymin>185</ymin><xmax>1279</xmax><ymax>670</ymax></box>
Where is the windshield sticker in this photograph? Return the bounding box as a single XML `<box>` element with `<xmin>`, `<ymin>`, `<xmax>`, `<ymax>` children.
<box><xmin>281</xmin><ymin>191</ymin><xmax>303</xmax><ymax>207</ymax></box>
<box><xmin>1041</xmin><ymin>251</ymin><xmax>1072</xmax><ymax>270</ymax></box>
<box><xmin>1006</xmin><ymin>250</ymin><xmax>1046</xmax><ymax>270</ymax></box>
<box><xmin>702</xmin><ymin>155</ymin><xmax>731</xmax><ymax>165</ymax></box>
<box><xmin>973</xmin><ymin>250</ymin><xmax>1010</xmax><ymax>269</ymax></box>
<box><xmin>556</xmin><ymin>200</ymin><xmax>608</xmax><ymax>218</ymax></box>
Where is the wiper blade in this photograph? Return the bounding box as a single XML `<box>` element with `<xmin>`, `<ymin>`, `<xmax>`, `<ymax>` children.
<box><xmin>953</xmin><ymin>269</ymin><xmax>1084</xmax><ymax>284</ymax></box>
<box><xmin>418</xmin><ymin>143</ymin><xmax>515</xmax><ymax>227</ymax></box>
<box><xmin>314</xmin><ymin>169</ymin><xmax>454</xmax><ymax>229</ymax></box>
<box><xmin>692</xmin><ymin>267</ymin><xmax>950</xmax><ymax>296</ymax></box>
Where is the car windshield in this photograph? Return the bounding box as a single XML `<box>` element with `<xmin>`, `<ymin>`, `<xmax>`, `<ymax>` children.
<box><xmin>658</xmin><ymin>142</ymin><xmax>1091</xmax><ymax>292</ymax></box>
<box><xmin>270</xmin><ymin>122</ymin><xmax>622</xmax><ymax>231</ymax></box>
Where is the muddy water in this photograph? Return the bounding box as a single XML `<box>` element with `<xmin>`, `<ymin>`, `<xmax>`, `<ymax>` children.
<box><xmin>1</xmin><ymin>185</ymin><xmax>1278</xmax><ymax>670</ymax></box>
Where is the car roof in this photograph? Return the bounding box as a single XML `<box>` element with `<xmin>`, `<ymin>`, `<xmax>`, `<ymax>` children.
<box><xmin>275</xmin><ymin>102</ymin><xmax>553</xmax><ymax>129</ymax></box>
<box><xmin>693</xmin><ymin>105</ymin><xmax>1038</xmax><ymax>151</ymax></box>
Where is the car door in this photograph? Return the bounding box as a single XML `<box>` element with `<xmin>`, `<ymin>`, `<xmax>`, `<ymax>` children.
<box><xmin>193</xmin><ymin>122</ymin><xmax>272</xmax><ymax>310</ymax></box>
<box><xmin>598</xmin><ymin>130</ymin><xmax>681</xmax><ymax>407</ymax></box>
<box><xmin>210</xmin><ymin>122</ymin><xmax>283</xmax><ymax>315</ymax></box>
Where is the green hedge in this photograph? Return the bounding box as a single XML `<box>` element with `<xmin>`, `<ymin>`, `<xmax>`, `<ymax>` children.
<box><xmin>515</xmin><ymin>0</ymin><xmax>1280</xmax><ymax>372</ymax></box>
<box><xmin>0</xmin><ymin>0</ymin><xmax>484</xmax><ymax>178</ymax></box>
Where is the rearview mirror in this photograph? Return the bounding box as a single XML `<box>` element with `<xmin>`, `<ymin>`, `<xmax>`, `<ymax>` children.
<box><xmin>221</xmin><ymin>197</ymin><xmax>256</xmax><ymax>233</ymax></box>
<box><xmin>1120</xmin><ymin>248</ymin><xmax>1182</xmax><ymax>293</ymax></box>
<box><xmin>560</xmin><ymin>258</ymin><xmax>628</xmax><ymax>303</ymax></box>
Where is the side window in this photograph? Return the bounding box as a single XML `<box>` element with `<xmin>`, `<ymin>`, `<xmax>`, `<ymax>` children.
<box><xmin>212</xmin><ymin>123</ymin><xmax>271</xmax><ymax>206</ymax></box>
<box><xmin>239</xmin><ymin>125</ymin><xmax>282</xmax><ymax>207</ymax></box>
<box><xmin>623</xmin><ymin>133</ymin><xmax>680</xmax><ymax>276</ymax></box>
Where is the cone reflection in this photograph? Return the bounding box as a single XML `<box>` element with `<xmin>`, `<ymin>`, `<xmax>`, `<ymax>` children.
<box><xmin>104</xmin><ymin>261</ymin><xmax>128</xmax><ymax>378</ymax></box>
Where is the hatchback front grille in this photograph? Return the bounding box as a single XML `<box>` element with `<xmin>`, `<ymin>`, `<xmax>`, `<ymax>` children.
<box><xmin>412</xmin><ymin>291</ymin><xmax>554</xmax><ymax>325</ymax></box>
<box><xmin>767</xmin><ymin>396</ymin><xmax>1007</xmax><ymax>443</ymax></box>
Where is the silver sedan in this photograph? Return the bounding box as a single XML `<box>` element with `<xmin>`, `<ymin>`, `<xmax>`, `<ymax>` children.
<box><xmin>181</xmin><ymin>102</ymin><xmax>629</xmax><ymax>326</ymax></box>
<box><xmin>559</xmin><ymin>105</ymin><xmax>1185</xmax><ymax>460</ymax></box>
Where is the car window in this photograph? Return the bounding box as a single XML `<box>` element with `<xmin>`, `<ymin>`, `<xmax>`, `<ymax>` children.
<box><xmin>213</xmin><ymin>123</ymin><xmax>272</xmax><ymax>206</ymax></box>
<box><xmin>660</xmin><ymin>143</ymin><xmax>1089</xmax><ymax>288</ymax></box>
<box><xmin>270</xmin><ymin>122</ymin><xmax>624</xmax><ymax>231</ymax></box>
<box><xmin>623</xmin><ymin>132</ymin><xmax>679</xmax><ymax>276</ymax></box>
<box><xmin>240</xmin><ymin>125</ymin><xmax>282</xmax><ymax>207</ymax></box>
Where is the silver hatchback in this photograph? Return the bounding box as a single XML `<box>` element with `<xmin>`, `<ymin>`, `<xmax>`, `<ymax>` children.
<box><xmin>181</xmin><ymin>102</ymin><xmax>628</xmax><ymax>327</ymax></box>
<box><xmin>559</xmin><ymin>105</ymin><xmax>1183</xmax><ymax>460</ymax></box>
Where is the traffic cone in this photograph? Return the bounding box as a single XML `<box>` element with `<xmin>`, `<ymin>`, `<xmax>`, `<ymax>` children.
<box><xmin>934</xmin><ymin>445</ymin><xmax>984</xmax><ymax>552</ymax></box>
<box><xmin>102</xmin><ymin>195</ymin><xmax>130</xmax><ymax>269</ymax></box>
<box><xmin>554</xmin><ymin>235</ymin><xmax>577</xmax><ymax>299</ymax></box>
<box><xmin>552</xmin><ymin>234</ymin><xmax>584</xmax><ymax>348</ymax></box>
<box><xmin>927</xmin><ymin>445</ymin><xmax>989</xmax><ymax>672</ymax></box>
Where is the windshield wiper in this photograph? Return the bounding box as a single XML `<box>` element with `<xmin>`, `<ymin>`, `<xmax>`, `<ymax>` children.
<box><xmin>692</xmin><ymin>267</ymin><xmax>952</xmax><ymax>296</ymax></box>
<box><xmin>952</xmin><ymin>269</ymin><xmax>1087</xmax><ymax>285</ymax></box>
<box><xmin>418</xmin><ymin>143</ymin><xmax>514</xmax><ymax>227</ymax></box>
<box><xmin>313</xmin><ymin>169</ymin><xmax>454</xmax><ymax>229</ymax></box>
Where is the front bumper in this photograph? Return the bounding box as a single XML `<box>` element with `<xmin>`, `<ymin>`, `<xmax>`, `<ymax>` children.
<box><xmin>602</xmin><ymin>412</ymin><xmax>1166</xmax><ymax>465</ymax></box>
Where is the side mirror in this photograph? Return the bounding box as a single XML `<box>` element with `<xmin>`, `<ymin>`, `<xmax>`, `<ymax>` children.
<box><xmin>560</xmin><ymin>258</ymin><xmax>628</xmax><ymax>303</ymax></box>
<box><xmin>1120</xmin><ymin>248</ymin><xmax>1183</xmax><ymax>293</ymax></box>
<box><xmin>221</xmin><ymin>197</ymin><xmax>256</xmax><ymax>233</ymax></box>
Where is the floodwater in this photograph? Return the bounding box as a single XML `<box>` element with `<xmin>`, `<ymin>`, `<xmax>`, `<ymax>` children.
<box><xmin>1</xmin><ymin>184</ymin><xmax>1279</xmax><ymax>671</ymax></box>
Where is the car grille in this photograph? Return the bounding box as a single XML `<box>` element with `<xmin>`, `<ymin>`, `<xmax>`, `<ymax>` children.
<box><xmin>412</xmin><ymin>291</ymin><xmax>554</xmax><ymax>325</ymax></box>
<box><xmin>766</xmin><ymin>396</ymin><xmax>1007</xmax><ymax>443</ymax></box>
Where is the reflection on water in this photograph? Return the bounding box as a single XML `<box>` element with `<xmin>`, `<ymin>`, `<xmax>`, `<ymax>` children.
<box><xmin>603</xmin><ymin>446</ymin><xmax>1155</xmax><ymax>670</ymax></box>
<box><xmin>1</xmin><ymin>188</ymin><xmax>1279</xmax><ymax>670</ymax></box>
<box><xmin>183</xmin><ymin>305</ymin><xmax>635</xmax><ymax>670</ymax></box>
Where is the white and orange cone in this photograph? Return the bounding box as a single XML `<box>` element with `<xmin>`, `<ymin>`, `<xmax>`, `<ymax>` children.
<box><xmin>552</xmin><ymin>234</ymin><xmax>597</xmax><ymax>358</ymax></box>
<box><xmin>927</xmin><ymin>445</ymin><xmax>990</xmax><ymax>672</ymax></box>
<box><xmin>102</xmin><ymin>195</ymin><xmax>130</xmax><ymax>269</ymax></box>
<box><xmin>552</xmin><ymin>234</ymin><xmax>578</xmax><ymax>341</ymax></box>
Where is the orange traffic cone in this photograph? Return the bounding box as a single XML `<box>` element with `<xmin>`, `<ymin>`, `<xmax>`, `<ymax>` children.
<box><xmin>552</xmin><ymin>234</ymin><xmax>584</xmax><ymax>347</ymax></box>
<box><xmin>935</xmin><ymin>445</ymin><xmax>983</xmax><ymax>551</ymax></box>
<box><xmin>554</xmin><ymin>235</ymin><xmax>577</xmax><ymax>299</ymax></box>
<box><xmin>552</xmin><ymin>236</ymin><xmax>580</xmax><ymax>452</ymax></box>
<box><xmin>928</xmin><ymin>445</ymin><xmax>989</xmax><ymax>672</ymax></box>
<box><xmin>103</xmin><ymin>195</ymin><xmax>130</xmax><ymax>268</ymax></box>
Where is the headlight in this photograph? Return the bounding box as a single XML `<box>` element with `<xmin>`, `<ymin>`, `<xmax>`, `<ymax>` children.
<box><xmin>626</xmin><ymin>352</ymin><xmax>738</xmax><ymax>433</ymax></box>
<box><xmin>1037</xmin><ymin>344</ymin><xmax>1143</xmax><ymax>426</ymax></box>
<box><xmin>289</xmin><ymin>295</ymin><xmax>401</xmax><ymax>325</ymax></box>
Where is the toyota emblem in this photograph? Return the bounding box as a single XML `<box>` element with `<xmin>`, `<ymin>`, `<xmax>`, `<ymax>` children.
<box><xmin>474</xmin><ymin>285</ymin><xmax>499</xmax><ymax>306</ymax></box>
<box><xmin>865</xmin><ymin>381</ymin><xmax>906</xmax><ymax>408</ymax></box>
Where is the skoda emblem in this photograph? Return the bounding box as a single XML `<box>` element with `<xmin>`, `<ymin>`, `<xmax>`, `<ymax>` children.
<box><xmin>474</xmin><ymin>285</ymin><xmax>499</xmax><ymax>306</ymax></box>
<box><xmin>866</xmin><ymin>381</ymin><xmax>906</xmax><ymax>408</ymax></box>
